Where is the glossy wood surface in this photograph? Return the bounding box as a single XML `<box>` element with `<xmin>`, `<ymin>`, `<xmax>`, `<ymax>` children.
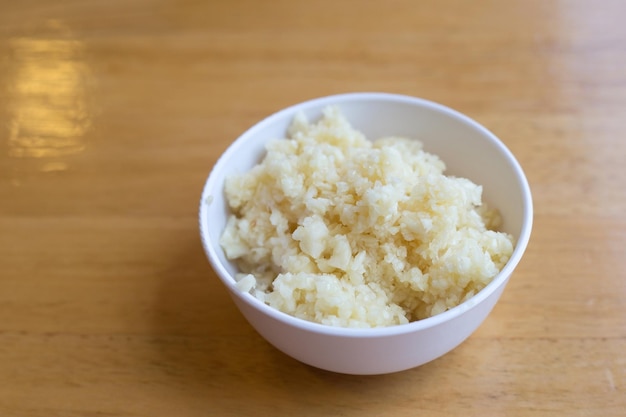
<box><xmin>1</xmin><ymin>1</ymin><xmax>625</xmax><ymax>415</ymax></box>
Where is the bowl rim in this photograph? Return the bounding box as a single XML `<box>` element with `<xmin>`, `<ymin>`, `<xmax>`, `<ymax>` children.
<box><xmin>199</xmin><ymin>92</ymin><xmax>533</xmax><ymax>338</ymax></box>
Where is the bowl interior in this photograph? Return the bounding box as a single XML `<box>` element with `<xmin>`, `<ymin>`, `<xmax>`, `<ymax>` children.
<box><xmin>200</xmin><ymin>93</ymin><xmax>532</xmax><ymax>314</ymax></box>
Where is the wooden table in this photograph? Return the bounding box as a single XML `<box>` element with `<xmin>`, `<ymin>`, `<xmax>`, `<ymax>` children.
<box><xmin>1</xmin><ymin>1</ymin><xmax>624</xmax><ymax>415</ymax></box>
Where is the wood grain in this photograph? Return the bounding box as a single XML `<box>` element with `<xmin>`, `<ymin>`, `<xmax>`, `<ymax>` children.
<box><xmin>0</xmin><ymin>0</ymin><xmax>625</xmax><ymax>416</ymax></box>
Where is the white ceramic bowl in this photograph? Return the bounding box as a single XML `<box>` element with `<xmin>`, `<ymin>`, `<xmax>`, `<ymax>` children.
<box><xmin>199</xmin><ymin>92</ymin><xmax>533</xmax><ymax>375</ymax></box>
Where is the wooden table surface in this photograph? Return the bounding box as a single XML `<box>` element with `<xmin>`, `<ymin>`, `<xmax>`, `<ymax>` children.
<box><xmin>1</xmin><ymin>0</ymin><xmax>625</xmax><ymax>416</ymax></box>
